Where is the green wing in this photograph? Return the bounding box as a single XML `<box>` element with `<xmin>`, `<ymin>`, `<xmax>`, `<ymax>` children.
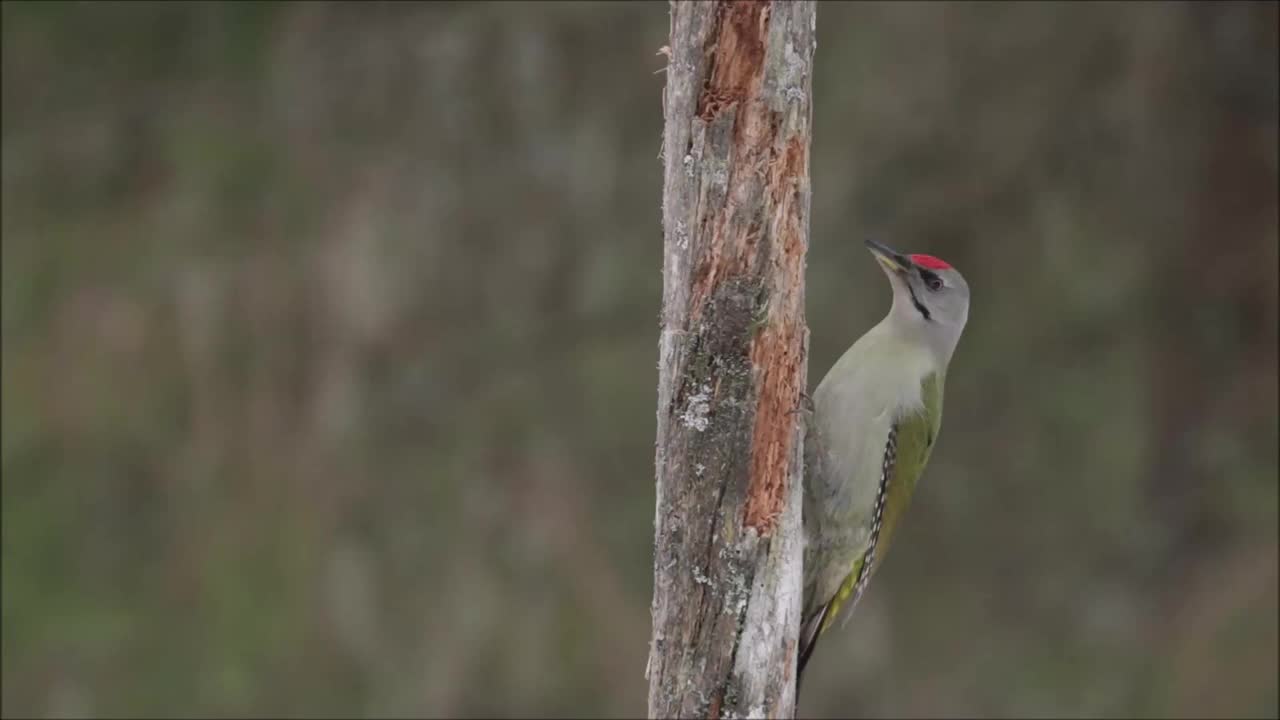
<box><xmin>819</xmin><ymin>371</ymin><xmax>944</xmax><ymax>633</ymax></box>
<box><xmin>797</xmin><ymin>372</ymin><xmax>945</xmax><ymax>685</ymax></box>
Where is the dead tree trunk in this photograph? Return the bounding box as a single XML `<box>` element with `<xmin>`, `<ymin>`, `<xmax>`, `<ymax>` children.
<box><xmin>648</xmin><ymin>1</ymin><xmax>815</xmax><ymax>718</ymax></box>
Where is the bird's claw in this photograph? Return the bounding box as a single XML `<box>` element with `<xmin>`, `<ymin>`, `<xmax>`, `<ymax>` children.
<box><xmin>788</xmin><ymin>390</ymin><xmax>816</xmax><ymax>417</ymax></box>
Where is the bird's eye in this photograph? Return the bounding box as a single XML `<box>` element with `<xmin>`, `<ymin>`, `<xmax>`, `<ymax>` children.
<box><xmin>921</xmin><ymin>270</ymin><xmax>943</xmax><ymax>292</ymax></box>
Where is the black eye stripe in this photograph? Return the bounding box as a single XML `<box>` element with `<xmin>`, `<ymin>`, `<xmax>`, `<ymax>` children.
<box><xmin>906</xmin><ymin>283</ymin><xmax>932</xmax><ymax>321</ymax></box>
<box><xmin>919</xmin><ymin>268</ymin><xmax>943</xmax><ymax>291</ymax></box>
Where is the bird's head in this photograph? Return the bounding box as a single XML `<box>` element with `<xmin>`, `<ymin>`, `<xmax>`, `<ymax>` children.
<box><xmin>865</xmin><ymin>238</ymin><xmax>970</xmax><ymax>361</ymax></box>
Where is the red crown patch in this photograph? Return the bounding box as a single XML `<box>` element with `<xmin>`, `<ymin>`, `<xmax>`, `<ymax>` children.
<box><xmin>910</xmin><ymin>254</ymin><xmax>952</xmax><ymax>270</ymax></box>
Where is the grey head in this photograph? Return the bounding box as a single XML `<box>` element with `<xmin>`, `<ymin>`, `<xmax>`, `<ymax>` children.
<box><xmin>865</xmin><ymin>238</ymin><xmax>970</xmax><ymax>364</ymax></box>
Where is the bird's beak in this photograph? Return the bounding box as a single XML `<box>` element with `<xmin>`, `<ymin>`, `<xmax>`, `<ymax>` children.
<box><xmin>865</xmin><ymin>238</ymin><xmax>912</xmax><ymax>275</ymax></box>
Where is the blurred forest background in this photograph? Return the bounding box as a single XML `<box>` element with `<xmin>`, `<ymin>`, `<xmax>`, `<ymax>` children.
<box><xmin>2</xmin><ymin>1</ymin><xmax>1277</xmax><ymax>718</ymax></box>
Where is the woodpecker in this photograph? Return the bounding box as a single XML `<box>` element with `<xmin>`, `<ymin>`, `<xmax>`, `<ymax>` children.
<box><xmin>798</xmin><ymin>239</ymin><xmax>970</xmax><ymax>685</ymax></box>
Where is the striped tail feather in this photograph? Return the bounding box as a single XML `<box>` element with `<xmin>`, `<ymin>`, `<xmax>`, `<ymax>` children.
<box><xmin>796</xmin><ymin>600</ymin><xmax>831</xmax><ymax>696</ymax></box>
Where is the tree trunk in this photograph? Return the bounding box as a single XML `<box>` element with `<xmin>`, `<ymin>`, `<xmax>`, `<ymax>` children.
<box><xmin>648</xmin><ymin>1</ymin><xmax>815</xmax><ymax>718</ymax></box>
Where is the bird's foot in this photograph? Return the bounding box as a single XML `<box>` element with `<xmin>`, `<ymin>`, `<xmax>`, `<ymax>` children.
<box><xmin>788</xmin><ymin>390</ymin><xmax>816</xmax><ymax>417</ymax></box>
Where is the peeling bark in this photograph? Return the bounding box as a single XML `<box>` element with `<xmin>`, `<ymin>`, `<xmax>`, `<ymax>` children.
<box><xmin>649</xmin><ymin>1</ymin><xmax>815</xmax><ymax>718</ymax></box>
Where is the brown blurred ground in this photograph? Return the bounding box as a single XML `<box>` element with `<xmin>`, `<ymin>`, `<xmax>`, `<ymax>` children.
<box><xmin>2</xmin><ymin>1</ymin><xmax>1276</xmax><ymax>717</ymax></box>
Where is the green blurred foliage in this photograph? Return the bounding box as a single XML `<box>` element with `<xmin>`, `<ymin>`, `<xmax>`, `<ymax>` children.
<box><xmin>2</xmin><ymin>1</ymin><xmax>1276</xmax><ymax>717</ymax></box>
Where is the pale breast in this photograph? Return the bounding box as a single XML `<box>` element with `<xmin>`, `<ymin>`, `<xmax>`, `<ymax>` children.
<box><xmin>805</xmin><ymin>326</ymin><xmax>937</xmax><ymax>601</ymax></box>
